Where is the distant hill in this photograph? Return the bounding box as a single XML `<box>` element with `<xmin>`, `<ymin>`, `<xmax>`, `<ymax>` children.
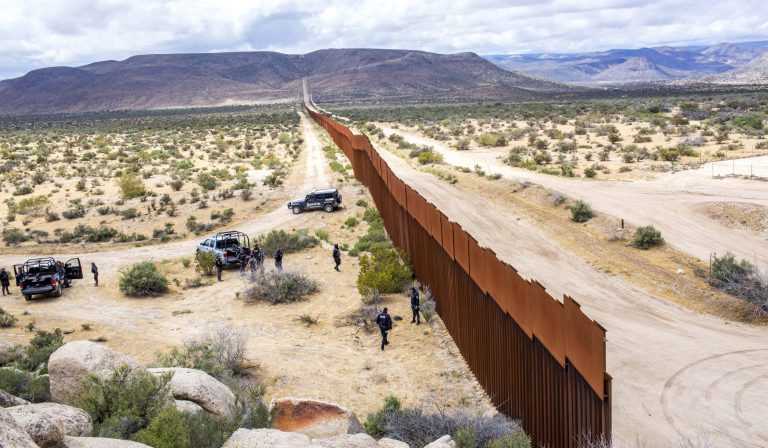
<box><xmin>703</xmin><ymin>52</ymin><xmax>768</xmax><ymax>85</ymax></box>
<box><xmin>485</xmin><ymin>41</ymin><xmax>768</xmax><ymax>85</ymax></box>
<box><xmin>0</xmin><ymin>49</ymin><xmax>567</xmax><ymax>115</ymax></box>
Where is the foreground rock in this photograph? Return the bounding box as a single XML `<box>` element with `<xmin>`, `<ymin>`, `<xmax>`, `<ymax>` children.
<box><xmin>0</xmin><ymin>409</ymin><xmax>38</xmax><ymax>448</ymax></box>
<box><xmin>0</xmin><ymin>340</ymin><xmax>19</xmax><ymax>364</ymax></box>
<box><xmin>174</xmin><ymin>399</ymin><xmax>205</xmax><ymax>415</ymax></box>
<box><xmin>270</xmin><ymin>397</ymin><xmax>364</xmax><ymax>439</ymax></box>
<box><xmin>223</xmin><ymin>428</ymin><xmax>312</xmax><ymax>447</ymax></box>
<box><xmin>148</xmin><ymin>367</ymin><xmax>237</xmax><ymax>418</ymax></box>
<box><xmin>6</xmin><ymin>402</ymin><xmax>92</xmax><ymax>447</ymax></box>
<box><xmin>48</xmin><ymin>341</ymin><xmax>140</xmax><ymax>404</ymax></box>
<box><xmin>64</xmin><ymin>436</ymin><xmax>153</xmax><ymax>447</ymax></box>
<box><xmin>310</xmin><ymin>433</ymin><xmax>384</xmax><ymax>447</ymax></box>
<box><xmin>424</xmin><ymin>435</ymin><xmax>455</xmax><ymax>448</ymax></box>
<box><xmin>0</xmin><ymin>389</ymin><xmax>30</xmax><ymax>407</ymax></box>
<box><xmin>378</xmin><ymin>438</ymin><xmax>410</xmax><ymax>448</ymax></box>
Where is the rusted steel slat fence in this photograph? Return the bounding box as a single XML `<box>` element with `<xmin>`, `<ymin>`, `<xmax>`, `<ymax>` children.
<box><xmin>306</xmin><ymin>107</ymin><xmax>612</xmax><ymax>448</ymax></box>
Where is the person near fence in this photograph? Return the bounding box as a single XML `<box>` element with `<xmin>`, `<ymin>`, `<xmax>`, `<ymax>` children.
<box><xmin>332</xmin><ymin>243</ymin><xmax>341</xmax><ymax>272</ymax></box>
<box><xmin>274</xmin><ymin>248</ymin><xmax>284</xmax><ymax>272</ymax></box>
<box><xmin>375</xmin><ymin>307</ymin><xmax>393</xmax><ymax>351</ymax></box>
<box><xmin>91</xmin><ymin>262</ymin><xmax>99</xmax><ymax>287</ymax></box>
<box><xmin>0</xmin><ymin>268</ymin><xmax>11</xmax><ymax>296</ymax></box>
<box><xmin>410</xmin><ymin>286</ymin><xmax>421</xmax><ymax>325</ymax></box>
<box><xmin>215</xmin><ymin>257</ymin><xmax>223</xmax><ymax>282</ymax></box>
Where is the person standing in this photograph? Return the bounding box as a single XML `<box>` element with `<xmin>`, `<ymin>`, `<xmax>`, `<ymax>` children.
<box><xmin>91</xmin><ymin>262</ymin><xmax>99</xmax><ymax>287</ymax></box>
<box><xmin>274</xmin><ymin>248</ymin><xmax>284</xmax><ymax>272</ymax></box>
<box><xmin>410</xmin><ymin>287</ymin><xmax>420</xmax><ymax>325</ymax></box>
<box><xmin>375</xmin><ymin>307</ymin><xmax>393</xmax><ymax>351</ymax></box>
<box><xmin>0</xmin><ymin>268</ymin><xmax>10</xmax><ymax>296</ymax></box>
<box><xmin>215</xmin><ymin>257</ymin><xmax>223</xmax><ymax>281</ymax></box>
<box><xmin>255</xmin><ymin>245</ymin><xmax>265</xmax><ymax>275</ymax></box>
<box><xmin>332</xmin><ymin>244</ymin><xmax>341</xmax><ymax>272</ymax></box>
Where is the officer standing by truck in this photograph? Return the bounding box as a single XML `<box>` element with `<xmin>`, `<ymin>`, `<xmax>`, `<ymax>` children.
<box><xmin>215</xmin><ymin>257</ymin><xmax>223</xmax><ymax>281</ymax></box>
<box><xmin>0</xmin><ymin>268</ymin><xmax>11</xmax><ymax>296</ymax></box>
<box><xmin>375</xmin><ymin>307</ymin><xmax>393</xmax><ymax>351</ymax></box>
<box><xmin>274</xmin><ymin>248</ymin><xmax>284</xmax><ymax>272</ymax></box>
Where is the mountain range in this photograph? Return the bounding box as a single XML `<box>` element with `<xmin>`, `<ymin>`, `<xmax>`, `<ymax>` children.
<box><xmin>0</xmin><ymin>49</ymin><xmax>565</xmax><ymax>115</ymax></box>
<box><xmin>485</xmin><ymin>40</ymin><xmax>768</xmax><ymax>85</ymax></box>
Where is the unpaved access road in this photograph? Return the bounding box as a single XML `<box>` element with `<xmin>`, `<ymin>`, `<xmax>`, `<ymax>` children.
<box><xmin>374</xmin><ymin>142</ymin><xmax>768</xmax><ymax>447</ymax></box>
<box><xmin>382</xmin><ymin>127</ymin><xmax>768</xmax><ymax>272</ymax></box>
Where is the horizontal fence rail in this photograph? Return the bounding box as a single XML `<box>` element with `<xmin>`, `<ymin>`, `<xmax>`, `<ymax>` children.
<box><xmin>306</xmin><ymin>106</ymin><xmax>612</xmax><ymax>447</ymax></box>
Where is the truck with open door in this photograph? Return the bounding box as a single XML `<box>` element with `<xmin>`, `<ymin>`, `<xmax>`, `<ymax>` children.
<box><xmin>196</xmin><ymin>231</ymin><xmax>252</xmax><ymax>267</ymax></box>
<box><xmin>13</xmin><ymin>257</ymin><xmax>83</xmax><ymax>301</ymax></box>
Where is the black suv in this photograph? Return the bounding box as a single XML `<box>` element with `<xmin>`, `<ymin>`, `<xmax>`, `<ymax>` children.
<box><xmin>13</xmin><ymin>257</ymin><xmax>83</xmax><ymax>301</ymax></box>
<box><xmin>287</xmin><ymin>188</ymin><xmax>342</xmax><ymax>214</ymax></box>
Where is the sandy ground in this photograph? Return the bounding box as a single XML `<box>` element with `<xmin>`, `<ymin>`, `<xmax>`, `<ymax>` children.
<box><xmin>370</xmin><ymin>141</ymin><xmax>768</xmax><ymax>447</ymax></box>
<box><xmin>0</xmin><ymin>112</ymin><xmax>494</xmax><ymax>420</ymax></box>
<box><xmin>382</xmin><ymin>127</ymin><xmax>768</xmax><ymax>273</ymax></box>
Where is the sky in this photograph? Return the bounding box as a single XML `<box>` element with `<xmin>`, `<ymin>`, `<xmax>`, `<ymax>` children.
<box><xmin>1</xmin><ymin>0</ymin><xmax>768</xmax><ymax>79</ymax></box>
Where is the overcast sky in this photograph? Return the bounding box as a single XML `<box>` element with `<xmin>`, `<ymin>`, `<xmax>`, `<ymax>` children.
<box><xmin>1</xmin><ymin>0</ymin><xmax>767</xmax><ymax>79</ymax></box>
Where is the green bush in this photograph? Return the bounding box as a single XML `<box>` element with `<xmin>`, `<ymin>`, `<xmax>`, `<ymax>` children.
<box><xmin>0</xmin><ymin>368</ymin><xmax>50</xmax><ymax>402</ymax></box>
<box><xmin>487</xmin><ymin>433</ymin><xmax>532</xmax><ymax>448</ymax></box>
<box><xmin>242</xmin><ymin>271</ymin><xmax>319</xmax><ymax>304</ymax></box>
<box><xmin>134</xmin><ymin>407</ymin><xmax>191</xmax><ymax>448</ymax></box>
<box><xmin>709</xmin><ymin>253</ymin><xmax>768</xmax><ymax>306</ymax></box>
<box><xmin>569</xmin><ymin>200</ymin><xmax>593</xmax><ymax>223</ymax></box>
<box><xmin>632</xmin><ymin>226</ymin><xmax>664</xmax><ymax>249</ymax></box>
<box><xmin>0</xmin><ymin>307</ymin><xmax>17</xmax><ymax>328</ymax></box>
<box><xmin>119</xmin><ymin>262</ymin><xmax>169</xmax><ymax>297</ymax></box>
<box><xmin>364</xmin><ymin>395</ymin><xmax>402</xmax><ymax>437</ymax></box>
<box><xmin>2</xmin><ymin>227</ymin><xmax>29</xmax><ymax>246</ymax></box>
<box><xmin>196</xmin><ymin>172</ymin><xmax>219</xmax><ymax>191</ymax></box>
<box><xmin>76</xmin><ymin>367</ymin><xmax>171</xmax><ymax>439</ymax></box>
<box><xmin>345</xmin><ymin>217</ymin><xmax>359</xmax><ymax>228</ymax></box>
<box><xmin>118</xmin><ymin>173</ymin><xmax>146</xmax><ymax>199</ymax></box>
<box><xmin>417</xmin><ymin>150</ymin><xmax>443</xmax><ymax>165</ymax></box>
<box><xmin>156</xmin><ymin>327</ymin><xmax>248</xmax><ymax>379</ymax></box>
<box><xmin>256</xmin><ymin>229</ymin><xmax>319</xmax><ymax>255</ymax></box>
<box><xmin>195</xmin><ymin>250</ymin><xmax>216</xmax><ymax>276</ymax></box>
<box><xmin>478</xmin><ymin>133</ymin><xmax>507</xmax><ymax>147</ymax></box>
<box><xmin>17</xmin><ymin>329</ymin><xmax>64</xmax><ymax>372</ymax></box>
<box><xmin>357</xmin><ymin>247</ymin><xmax>411</xmax><ymax>296</ymax></box>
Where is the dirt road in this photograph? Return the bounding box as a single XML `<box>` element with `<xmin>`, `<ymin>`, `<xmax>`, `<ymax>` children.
<box><xmin>382</xmin><ymin>127</ymin><xmax>768</xmax><ymax>272</ymax></box>
<box><xmin>374</xmin><ymin>143</ymin><xmax>768</xmax><ymax>447</ymax></box>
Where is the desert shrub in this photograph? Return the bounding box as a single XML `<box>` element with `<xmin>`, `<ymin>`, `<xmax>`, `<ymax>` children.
<box><xmin>709</xmin><ymin>253</ymin><xmax>768</xmax><ymax>307</ymax></box>
<box><xmin>584</xmin><ymin>166</ymin><xmax>597</xmax><ymax>178</ymax></box>
<box><xmin>478</xmin><ymin>133</ymin><xmax>507</xmax><ymax>147</ymax></box>
<box><xmin>196</xmin><ymin>172</ymin><xmax>219</xmax><ymax>191</ymax></box>
<box><xmin>119</xmin><ymin>262</ymin><xmax>169</xmax><ymax>297</ymax></box>
<box><xmin>76</xmin><ymin>367</ymin><xmax>171</xmax><ymax>439</ymax></box>
<box><xmin>631</xmin><ymin>226</ymin><xmax>664</xmax><ymax>249</ymax></box>
<box><xmin>569</xmin><ymin>201</ymin><xmax>594</xmax><ymax>223</ymax></box>
<box><xmin>242</xmin><ymin>271</ymin><xmax>318</xmax><ymax>304</ymax></box>
<box><xmin>195</xmin><ymin>250</ymin><xmax>216</xmax><ymax>276</ymax></box>
<box><xmin>0</xmin><ymin>307</ymin><xmax>17</xmax><ymax>328</ymax></box>
<box><xmin>364</xmin><ymin>395</ymin><xmax>528</xmax><ymax>448</ymax></box>
<box><xmin>118</xmin><ymin>173</ymin><xmax>146</xmax><ymax>199</ymax></box>
<box><xmin>2</xmin><ymin>227</ymin><xmax>29</xmax><ymax>246</ymax></box>
<box><xmin>255</xmin><ymin>229</ymin><xmax>319</xmax><ymax>255</ymax></box>
<box><xmin>16</xmin><ymin>195</ymin><xmax>49</xmax><ymax>216</ymax></box>
<box><xmin>417</xmin><ymin>150</ymin><xmax>444</xmax><ymax>165</ymax></box>
<box><xmin>487</xmin><ymin>433</ymin><xmax>532</xmax><ymax>448</ymax></box>
<box><xmin>357</xmin><ymin>247</ymin><xmax>411</xmax><ymax>296</ymax></box>
<box><xmin>315</xmin><ymin>229</ymin><xmax>329</xmax><ymax>242</ymax></box>
<box><xmin>0</xmin><ymin>368</ymin><xmax>50</xmax><ymax>402</ymax></box>
<box><xmin>16</xmin><ymin>329</ymin><xmax>64</xmax><ymax>372</ymax></box>
<box><xmin>345</xmin><ymin>217</ymin><xmax>359</xmax><ymax>228</ymax></box>
<box><xmin>157</xmin><ymin>327</ymin><xmax>248</xmax><ymax>379</ymax></box>
<box><xmin>420</xmin><ymin>288</ymin><xmax>438</xmax><ymax>323</ymax></box>
<box><xmin>134</xmin><ymin>407</ymin><xmax>191</xmax><ymax>448</ymax></box>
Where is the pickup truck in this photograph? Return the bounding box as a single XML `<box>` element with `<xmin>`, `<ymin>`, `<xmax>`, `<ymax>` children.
<box><xmin>197</xmin><ymin>231</ymin><xmax>252</xmax><ymax>266</ymax></box>
<box><xmin>287</xmin><ymin>188</ymin><xmax>342</xmax><ymax>214</ymax></box>
<box><xmin>13</xmin><ymin>257</ymin><xmax>83</xmax><ymax>301</ymax></box>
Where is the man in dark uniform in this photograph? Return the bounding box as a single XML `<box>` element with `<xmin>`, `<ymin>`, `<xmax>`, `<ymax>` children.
<box><xmin>91</xmin><ymin>262</ymin><xmax>99</xmax><ymax>287</ymax></box>
<box><xmin>0</xmin><ymin>268</ymin><xmax>10</xmax><ymax>295</ymax></box>
<box><xmin>375</xmin><ymin>307</ymin><xmax>393</xmax><ymax>351</ymax></box>
<box><xmin>410</xmin><ymin>287</ymin><xmax>420</xmax><ymax>325</ymax></box>
<box><xmin>332</xmin><ymin>244</ymin><xmax>341</xmax><ymax>272</ymax></box>
<box><xmin>215</xmin><ymin>257</ymin><xmax>223</xmax><ymax>281</ymax></box>
<box><xmin>274</xmin><ymin>248</ymin><xmax>284</xmax><ymax>272</ymax></box>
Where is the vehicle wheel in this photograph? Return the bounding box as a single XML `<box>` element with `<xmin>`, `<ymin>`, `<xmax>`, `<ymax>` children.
<box><xmin>24</xmin><ymin>295</ymin><xmax>32</xmax><ymax>301</ymax></box>
<box><xmin>324</xmin><ymin>204</ymin><xmax>334</xmax><ymax>213</ymax></box>
<box><xmin>292</xmin><ymin>207</ymin><xmax>302</xmax><ymax>215</ymax></box>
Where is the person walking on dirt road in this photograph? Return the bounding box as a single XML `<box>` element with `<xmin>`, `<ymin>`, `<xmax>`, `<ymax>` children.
<box><xmin>0</xmin><ymin>268</ymin><xmax>11</xmax><ymax>296</ymax></box>
<box><xmin>215</xmin><ymin>257</ymin><xmax>223</xmax><ymax>281</ymax></box>
<box><xmin>274</xmin><ymin>248</ymin><xmax>284</xmax><ymax>272</ymax></box>
<box><xmin>91</xmin><ymin>262</ymin><xmax>99</xmax><ymax>287</ymax></box>
<box><xmin>375</xmin><ymin>307</ymin><xmax>393</xmax><ymax>351</ymax></box>
<box><xmin>410</xmin><ymin>287</ymin><xmax>421</xmax><ymax>325</ymax></box>
<box><xmin>333</xmin><ymin>243</ymin><xmax>341</xmax><ymax>272</ymax></box>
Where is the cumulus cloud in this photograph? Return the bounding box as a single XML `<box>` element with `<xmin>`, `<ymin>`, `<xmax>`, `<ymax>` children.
<box><xmin>1</xmin><ymin>0</ymin><xmax>767</xmax><ymax>79</ymax></box>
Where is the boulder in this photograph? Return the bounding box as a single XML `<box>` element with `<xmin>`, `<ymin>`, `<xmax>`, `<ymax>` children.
<box><xmin>0</xmin><ymin>409</ymin><xmax>38</xmax><ymax>448</ymax></box>
<box><xmin>222</xmin><ymin>428</ymin><xmax>312</xmax><ymax>448</ymax></box>
<box><xmin>147</xmin><ymin>367</ymin><xmax>237</xmax><ymax>418</ymax></box>
<box><xmin>48</xmin><ymin>341</ymin><xmax>140</xmax><ymax>404</ymax></box>
<box><xmin>424</xmin><ymin>435</ymin><xmax>456</xmax><ymax>448</ymax></box>
<box><xmin>64</xmin><ymin>436</ymin><xmax>153</xmax><ymax>448</ymax></box>
<box><xmin>379</xmin><ymin>438</ymin><xmax>410</xmax><ymax>448</ymax></box>
<box><xmin>6</xmin><ymin>403</ymin><xmax>92</xmax><ymax>437</ymax></box>
<box><xmin>174</xmin><ymin>399</ymin><xmax>205</xmax><ymax>415</ymax></box>
<box><xmin>0</xmin><ymin>340</ymin><xmax>20</xmax><ymax>364</ymax></box>
<box><xmin>0</xmin><ymin>389</ymin><xmax>30</xmax><ymax>407</ymax></box>
<box><xmin>6</xmin><ymin>407</ymin><xmax>64</xmax><ymax>447</ymax></box>
<box><xmin>270</xmin><ymin>397</ymin><xmax>364</xmax><ymax>439</ymax></box>
<box><xmin>309</xmin><ymin>433</ymin><xmax>379</xmax><ymax>447</ymax></box>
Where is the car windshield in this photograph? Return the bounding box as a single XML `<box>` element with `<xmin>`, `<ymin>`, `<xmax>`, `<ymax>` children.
<box><xmin>24</xmin><ymin>261</ymin><xmax>56</xmax><ymax>275</ymax></box>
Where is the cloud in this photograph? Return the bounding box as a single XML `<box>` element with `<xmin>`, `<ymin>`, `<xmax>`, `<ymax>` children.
<box><xmin>0</xmin><ymin>0</ymin><xmax>767</xmax><ymax>79</ymax></box>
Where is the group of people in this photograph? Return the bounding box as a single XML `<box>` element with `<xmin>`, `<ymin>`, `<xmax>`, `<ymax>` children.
<box><xmin>374</xmin><ymin>285</ymin><xmax>422</xmax><ymax>351</ymax></box>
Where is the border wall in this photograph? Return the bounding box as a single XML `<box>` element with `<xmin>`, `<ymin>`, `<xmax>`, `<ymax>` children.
<box><xmin>306</xmin><ymin>107</ymin><xmax>612</xmax><ymax>448</ymax></box>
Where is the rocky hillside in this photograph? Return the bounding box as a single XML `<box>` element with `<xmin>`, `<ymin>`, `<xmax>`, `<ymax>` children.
<box><xmin>0</xmin><ymin>49</ymin><xmax>567</xmax><ymax>115</ymax></box>
<box><xmin>704</xmin><ymin>52</ymin><xmax>768</xmax><ymax>84</ymax></box>
<box><xmin>486</xmin><ymin>40</ymin><xmax>768</xmax><ymax>85</ymax></box>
